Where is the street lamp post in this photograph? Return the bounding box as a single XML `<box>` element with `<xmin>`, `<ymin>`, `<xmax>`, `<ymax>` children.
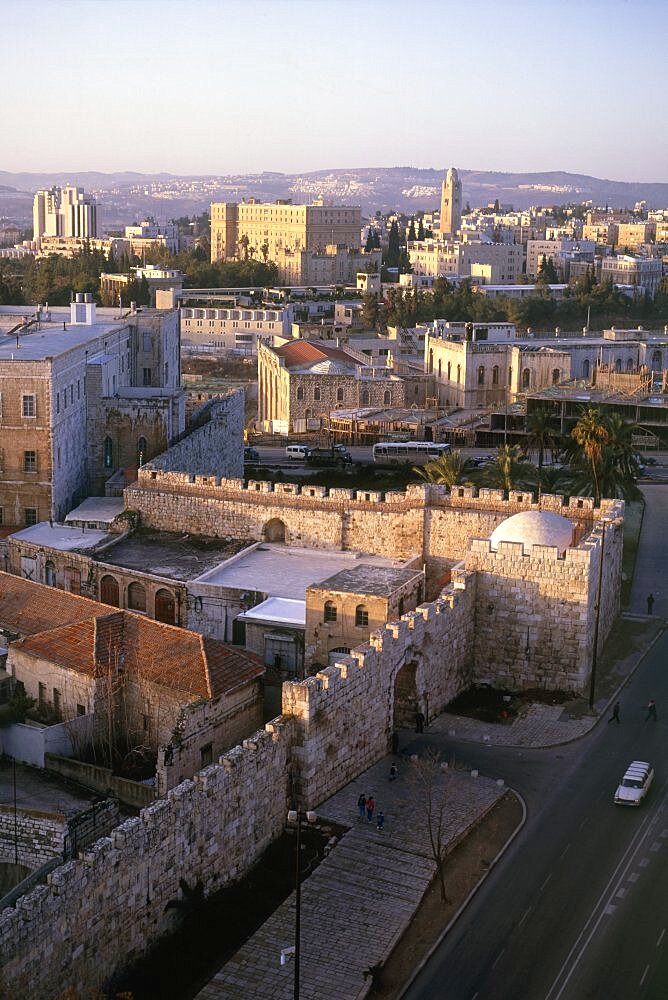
<box><xmin>287</xmin><ymin>809</ymin><xmax>317</xmax><ymax>1000</ymax></box>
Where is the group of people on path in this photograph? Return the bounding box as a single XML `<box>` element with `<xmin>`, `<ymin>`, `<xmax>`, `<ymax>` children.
<box><xmin>607</xmin><ymin>698</ymin><xmax>657</xmax><ymax>723</ymax></box>
<box><xmin>357</xmin><ymin>793</ymin><xmax>384</xmax><ymax>830</ymax></box>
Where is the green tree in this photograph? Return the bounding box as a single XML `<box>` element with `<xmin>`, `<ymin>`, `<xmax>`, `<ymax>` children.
<box><xmin>407</xmin><ymin>218</ymin><xmax>417</xmax><ymax>241</ymax></box>
<box><xmin>413</xmin><ymin>450</ymin><xmax>476</xmax><ymax>489</ymax></box>
<box><xmin>479</xmin><ymin>444</ymin><xmax>532</xmax><ymax>494</ymax></box>
<box><xmin>537</xmin><ymin>256</ymin><xmax>559</xmax><ymax>284</ymax></box>
<box><xmin>417</xmin><ymin>218</ymin><xmax>425</xmax><ymax>240</ymax></box>
<box><xmin>386</xmin><ymin>220</ymin><xmax>401</xmax><ymax>270</ymax></box>
<box><xmin>362</xmin><ymin>293</ymin><xmax>380</xmax><ymax>329</ymax></box>
<box><xmin>571</xmin><ymin>407</ymin><xmax>610</xmax><ymax>506</ymax></box>
<box><xmin>525</xmin><ymin>407</ymin><xmax>556</xmax><ymax>474</ymax></box>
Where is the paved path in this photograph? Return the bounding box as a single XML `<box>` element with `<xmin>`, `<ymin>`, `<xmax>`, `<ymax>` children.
<box><xmin>196</xmin><ymin>756</ymin><xmax>504</xmax><ymax>1000</ymax></box>
<box><xmin>630</xmin><ymin>484</ymin><xmax>668</xmax><ymax>618</ymax></box>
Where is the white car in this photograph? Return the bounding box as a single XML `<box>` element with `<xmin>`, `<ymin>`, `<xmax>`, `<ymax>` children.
<box><xmin>614</xmin><ymin>761</ymin><xmax>654</xmax><ymax>806</ymax></box>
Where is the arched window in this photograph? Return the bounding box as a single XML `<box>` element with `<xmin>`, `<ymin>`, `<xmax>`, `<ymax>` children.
<box><xmin>155</xmin><ymin>588</ymin><xmax>176</xmax><ymax>624</ymax></box>
<box><xmin>336</xmin><ymin>387</ymin><xmax>344</xmax><ymax>402</ymax></box>
<box><xmin>398</xmin><ymin>597</ymin><xmax>405</xmax><ymax>616</ymax></box>
<box><xmin>552</xmin><ymin>368</ymin><xmax>561</xmax><ymax>384</ymax></box>
<box><xmin>296</xmin><ymin>386</ymin><xmax>304</xmax><ymax>400</ymax></box>
<box><xmin>45</xmin><ymin>560</ymin><xmax>56</xmax><ymax>587</ymax></box>
<box><xmin>137</xmin><ymin>436</ymin><xmax>148</xmax><ymax>466</ymax></box>
<box><xmin>428</xmin><ymin>349</ymin><xmax>433</xmax><ymax>373</ymax></box>
<box><xmin>522</xmin><ymin>368</ymin><xmax>531</xmax><ymax>389</ymax></box>
<box><xmin>625</xmin><ymin>357</ymin><xmax>634</xmax><ymax>372</ymax></box>
<box><xmin>362</xmin><ymin>389</ymin><xmax>370</xmax><ymax>405</ymax></box>
<box><xmin>314</xmin><ymin>386</ymin><xmax>321</xmax><ymax>402</ymax></box>
<box><xmin>324</xmin><ymin>600</ymin><xmax>337</xmax><ymax>623</ymax></box>
<box><xmin>127</xmin><ymin>581</ymin><xmax>147</xmax><ymax>612</ymax></box>
<box><xmin>652</xmin><ymin>349</ymin><xmax>662</xmax><ymax>369</ymax></box>
<box><xmin>477</xmin><ymin>365</ymin><xmax>485</xmax><ymax>385</ymax></box>
<box><xmin>355</xmin><ymin>604</ymin><xmax>369</xmax><ymax>627</ymax></box>
<box><xmin>615</xmin><ymin>357</ymin><xmax>622</xmax><ymax>373</ymax></box>
<box><xmin>103</xmin><ymin>436</ymin><xmax>113</xmax><ymax>469</ymax></box>
<box><xmin>456</xmin><ymin>364</ymin><xmax>461</xmax><ymax>384</ymax></box>
<box><xmin>305</xmin><ymin>408</ymin><xmax>312</xmax><ymax>420</ymax></box>
<box><xmin>447</xmin><ymin>361</ymin><xmax>451</xmax><ymax>381</ymax></box>
<box><xmin>100</xmin><ymin>574</ymin><xmax>120</xmax><ymax>607</ymax></box>
<box><xmin>383</xmin><ymin>390</ymin><xmax>391</xmax><ymax>405</ymax></box>
<box><xmin>492</xmin><ymin>365</ymin><xmax>499</xmax><ymax>386</ymax></box>
<box><xmin>508</xmin><ymin>366</ymin><xmax>513</xmax><ymax>386</ymax></box>
<box><xmin>582</xmin><ymin>359</ymin><xmax>590</xmax><ymax>379</ymax></box>
<box><xmin>438</xmin><ymin>359</ymin><xmax>442</xmax><ymax>378</ymax></box>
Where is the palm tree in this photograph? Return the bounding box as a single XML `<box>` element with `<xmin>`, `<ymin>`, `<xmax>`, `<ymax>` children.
<box><xmin>525</xmin><ymin>407</ymin><xmax>556</xmax><ymax>473</ymax></box>
<box><xmin>604</xmin><ymin>412</ymin><xmax>642</xmax><ymax>482</ymax></box>
<box><xmin>414</xmin><ymin>450</ymin><xmax>476</xmax><ymax>489</ymax></box>
<box><xmin>571</xmin><ymin>408</ymin><xmax>610</xmax><ymax>506</ymax></box>
<box><xmin>479</xmin><ymin>444</ymin><xmax>532</xmax><ymax>495</ymax></box>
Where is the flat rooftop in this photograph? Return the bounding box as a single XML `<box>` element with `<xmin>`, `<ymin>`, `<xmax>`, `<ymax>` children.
<box><xmin>194</xmin><ymin>545</ymin><xmax>411</xmax><ymax>599</ymax></box>
<box><xmin>10</xmin><ymin>522</ymin><xmax>112</xmax><ymax>552</ymax></box>
<box><xmin>101</xmin><ymin>529</ymin><xmax>250</xmax><ymax>581</ymax></box>
<box><xmin>313</xmin><ymin>564</ymin><xmax>423</xmax><ymax>596</ymax></box>
<box><xmin>239</xmin><ymin>597</ymin><xmax>306</xmax><ymax>627</ymax></box>
<box><xmin>0</xmin><ymin>757</ymin><xmax>97</xmax><ymax>816</ymax></box>
<box><xmin>0</xmin><ymin>306</ymin><xmax>131</xmax><ymax>361</ymax></box>
<box><xmin>65</xmin><ymin>497</ymin><xmax>125</xmax><ymax>525</ymax></box>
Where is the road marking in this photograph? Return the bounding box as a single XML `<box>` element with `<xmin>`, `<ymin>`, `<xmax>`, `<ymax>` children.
<box><xmin>650</xmin><ymin>842</ymin><xmax>662</xmax><ymax>852</ymax></box>
<box><xmin>604</xmin><ymin>905</ymin><xmax>617</xmax><ymax>915</ymax></box>
<box><xmin>615</xmin><ymin>887</ymin><xmax>627</xmax><ymax>899</ymax></box>
<box><xmin>629</xmin><ymin>872</ymin><xmax>639</xmax><ymax>883</ymax></box>
<box><xmin>540</xmin><ymin>873</ymin><xmax>553</xmax><ymax>892</ymax></box>
<box><xmin>657</xmin><ymin>929</ymin><xmax>666</xmax><ymax>948</ymax></box>
<box><xmin>491</xmin><ymin>948</ymin><xmax>505</xmax><ymax>970</ymax></box>
<box><xmin>661</xmin><ymin>829</ymin><xmax>668</xmax><ymax>838</ymax></box>
<box><xmin>639</xmin><ymin>857</ymin><xmax>650</xmax><ymax>867</ymax></box>
<box><xmin>579</xmin><ymin>817</ymin><xmax>589</xmax><ymax>830</ymax></box>
<box><xmin>518</xmin><ymin>907</ymin><xmax>532</xmax><ymax>928</ymax></box>
<box><xmin>471</xmin><ymin>993</ymin><xmax>479</xmax><ymax>999</ymax></box>
<box><xmin>640</xmin><ymin>964</ymin><xmax>650</xmax><ymax>987</ymax></box>
<box><xmin>559</xmin><ymin>843</ymin><xmax>571</xmax><ymax>860</ymax></box>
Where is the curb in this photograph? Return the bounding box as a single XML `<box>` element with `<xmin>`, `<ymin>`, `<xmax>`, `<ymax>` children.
<box><xmin>397</xmin><ymin>787</ymin><xmax>527</xmax><ymax>999</ymax></box>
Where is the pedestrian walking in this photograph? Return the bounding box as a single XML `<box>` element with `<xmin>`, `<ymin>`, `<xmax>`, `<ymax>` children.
<box><xmin>647</xmin><ymin>593</ymin><xmax>655</xmax><ymax>615</ymax></box>
<box><xmin>376</xmin><ymin>811</ymin><xmax>385</xmax><ymax>832</ymax></box>
<box><xmin>645</xmin><ymin>699</ymin><xmax>657</xmax><ymax>722</ymax></box>
<box><xmin>415</xmin><ymin>710</ymin><xmax>425</xmax><ymax>734</ymax></box>
<box><xmin>366</xmin><ymin>795</ymin><xmax>375</xmax><ymax>823</ymax></box>
<box><xmin>357</xmin><ymin>793</ymin><xmax>367</xmax><ymax>820</ymax></box>
<box><xmin>389</xmin><ymin>763</ymin><xmax>398</xmax><ymax>781</ymax></box>
<box><xmin>608</xmin><ymin>701</ymin><xmax>621</xmax><ymax>724</ymax></box>
<box><xmin>391</xmin><ymin>731</ymin><xmax>399</xmax><ymax>754</ymax></box>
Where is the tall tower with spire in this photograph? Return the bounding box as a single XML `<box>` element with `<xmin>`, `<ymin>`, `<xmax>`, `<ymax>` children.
<box><xmin>440</xmin><ymin>167</ymin><xmax>462</xmax><ymax>237</ymax></box>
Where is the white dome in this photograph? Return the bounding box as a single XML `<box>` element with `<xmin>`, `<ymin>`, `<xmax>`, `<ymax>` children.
<box><xmin>489</xmin><ymin>510</ymin><xmax>574</xmax><ymax>555</ymax></box>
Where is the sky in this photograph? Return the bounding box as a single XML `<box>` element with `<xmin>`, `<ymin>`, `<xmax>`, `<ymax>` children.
<box><xmin>1</xmin><ymin>0</ymin><xmax>666</xmax><ymax>182</ymax></box>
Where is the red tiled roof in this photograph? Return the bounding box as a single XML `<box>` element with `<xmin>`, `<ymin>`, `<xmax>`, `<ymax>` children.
<box><xmin>4</xmin><ymin>574</ymin><xmax>264</xmax><ymax>700</ymax></box>
<box><xmin>274</xmin><ymin>340</ymin><xmax>357</xmax><ymax>370</ymax></box>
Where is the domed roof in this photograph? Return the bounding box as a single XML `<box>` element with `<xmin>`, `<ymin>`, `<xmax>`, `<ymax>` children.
<box><xmin>489</xmin><ymin>510</ymin><xmax>574</xmax><ymax>555</ymax></box>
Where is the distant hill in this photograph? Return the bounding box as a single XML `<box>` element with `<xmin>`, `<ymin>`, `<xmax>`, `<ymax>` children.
<box><xmin>1</xmin><ymin>167</ymin><xmax>666</xmax><ymax>227</ymax></box>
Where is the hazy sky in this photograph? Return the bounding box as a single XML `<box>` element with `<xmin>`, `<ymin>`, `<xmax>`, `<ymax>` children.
<box><xmin>1</xmin><ymin>0</ymin><xmax>666</xmax><ymax>181</ymax></box>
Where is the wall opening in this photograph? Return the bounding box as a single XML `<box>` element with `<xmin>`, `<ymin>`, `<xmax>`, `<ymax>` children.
<box><xmin>393</xmin><ymin>660</ymin><xmax>418</xmax><ymax>728</ymax></box>
<box><xmin>263</xmin><ymin>518</ymin><xmax>286</xmax><ymax>543</ymax></box>
<box><xmin>100</xmin><ymin>575</ymin><xmax>120</xmax><ymax>607</ymax></box>
<box><xmin>155</xmin><ymin>588</ymin><xmax>176</xmax><ymax>625</ymax></box>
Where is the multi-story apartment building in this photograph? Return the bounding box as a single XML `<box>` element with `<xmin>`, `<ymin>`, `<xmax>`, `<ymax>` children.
<box><xmin>274</xmin><ymin>245</ymin><xmax>381</xmax><ymax>286</ymax></box>
<box><xmin>0</xmin><ymin>297</ymin><xmax>184</xmax><ymax>528</ymax></box>
<box><xmin>33</xmin><ymin>185</ymin><xmax>97</xmax><ymax>246</ymax></box>
<box><xmin>408</xmin><ymin>239</ymin><xmax>523</xmax><ymax>283</ymax></box>
<box><xmin>616</xmin><ymin>222</ymin><xmax>657</xmax><ymax>251</ymax></box>
<box><xmin>525</xmin><ymin>238</ymin><xmax>596</xmax><ymax>278</ymax></box>
<box><xmin>180</xmin><ymin>304</ymin><xmax>293</xmax><ymax>354</ymax></box>
<box><xmin>37</xmin><ymin>236</ymin><xmax>130</xmax><ymax>260</ymax></box>
<box><xmin>600</xmin><ymin>255</ymin><xmax>662</xmax><ymax>298</ymax></box>
<box><xmin>125</xmin><ymin>221</ymin><xmax>181</xmax><ymax>256</ymax></box>
<box><xmin>100</xmin><ymin>266</ymin><xmax>184</xmax><ymax>307</ymax></box>
<box><xmin>210</xmin><ymin>198</ymin><xmax>362</xmax><ymax>282</ymax></box>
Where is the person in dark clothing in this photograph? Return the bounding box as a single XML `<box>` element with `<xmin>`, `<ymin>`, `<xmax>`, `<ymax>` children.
<box><xmin>608</xmin><ymin>702</ymin><xmax>621</xmax><ymax>724</ymax></box>
<box><xmin>357</xmin><ymin>794</ymin><xmax>366</xmax><ymax>820</ymax></box>
<box><xmin>389</xmin><ymin>763</ymin><xmax>398</xmax><ymax>781</ymax></box>
<box><xmin>645</xmin><ymin>699</ymin><xmax>657</xmax><ymax>722</ymax></box>
<box><xmin>376</xmin><ymin>811</ymin><xmax>385</xmax><ymax>831</ymax></box>
<box><xmin>647</xmin><ymin>593</ymin><xmax>655</xmax><ymax>615</ymax></box>
<box><xmin>415</xmin><ymin>711</ymin><xmax>425</xmax><ymax>734</ymax></box>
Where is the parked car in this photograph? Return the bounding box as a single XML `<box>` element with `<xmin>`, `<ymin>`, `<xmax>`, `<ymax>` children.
<box><xmin>244</xmin><ymin>446</ymin><xmax>260</xmax><ymax>463</ymax></box>
<box><xmin>305</xmin><ymin>446</ymin><xmax>353</xmax><ymax>467</ymax></box>
<box><xmin>614</xmin><ymin>760</ymin><xmax>654</xmax><ymax>806</ymax></box>
<box><xmin>285</xmin><ymin>444</ymin><xmax>311</xmax><ymax>460</ymax></box>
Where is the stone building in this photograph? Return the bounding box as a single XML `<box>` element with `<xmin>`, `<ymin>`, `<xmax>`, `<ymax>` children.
<box><xmin>257</xmin><ymin>339</ymin><xmax>408</xmax><ymax>432</ymax></box>
<box><xmin>0</xmin><ymin>298</ymin><xmax>184</xmax><ymax>527</ymax></box>
<box><xmin>304</xmin><ymin>564</ymin><xmax>424</xmax><ymax>669</ymax></box>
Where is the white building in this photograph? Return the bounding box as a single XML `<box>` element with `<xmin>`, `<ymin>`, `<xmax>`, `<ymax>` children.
<box><xmin>180</xmin><ymin>305</ymin><xmax>293</xmax><ymax>354</ymax></box>
<box><xmin>600</xmin><ymin>256</ymin><xmax>663</xmax><ymax>298</ymax></box>
<box><xmin>526</xmin><ymin>239</ymin><xmax>595</xmax><ymax>278</ymax></box>
<box><xmin>125</xmin><ymin>221</ymin><xmax>181</xmax><ymax>255</ymax></box>
<box><xmin>408</xmin><ymin>238</ymin><xmax>523</xmax><ymax>283</ymax></box>
<box><xmin>33</xmin><ymin>185</ymin><xmax>97</xmax><ymax>246</ymax></box>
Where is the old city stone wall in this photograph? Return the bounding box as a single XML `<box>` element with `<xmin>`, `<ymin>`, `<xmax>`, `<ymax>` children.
<box><xmin>0</xmin><ymin>807</ymin><xmax>66</xmax><ymax>871</ymax></box>
<box><xmin>284</xmin><ymin>571</ymin><xmax>476</xmax><ymax>807</ymax></box>
<box><xmin>0</xmin><ymin>719</ymin><xmax>294</xmax><ymax>1000</ymax></box>
<box><xmin>143</xmin><ymin>389</ymin><xmax>244</xmax><ymax>481</ymax></box>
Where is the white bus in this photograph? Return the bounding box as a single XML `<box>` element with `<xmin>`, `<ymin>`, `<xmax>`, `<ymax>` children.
<box><xmin>372</xmin><ymin>441</ymin><xmax>452</xmax><ymax>466</ymax></box>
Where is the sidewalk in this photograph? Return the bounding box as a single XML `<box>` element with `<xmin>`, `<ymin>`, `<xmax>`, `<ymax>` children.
<box><xmin>196</xmin><ymin>756</ymin><xmax>505</xmax><ymax>1000</ymax></box>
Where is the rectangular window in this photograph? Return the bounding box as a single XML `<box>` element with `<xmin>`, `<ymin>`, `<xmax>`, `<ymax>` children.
<box><xmin>77</xmin><ymin>704</ymin><xmax>86</xmax><ymax>716</ymax></box>
<box><xmin>143</xmin><ymin>333</ymin><xmax>152</xmax><ymax>352</ymax></box>
<box><xmin>0</xmin><ymin>507</ymin><xmax>3</xmax><ymax>526</ymax></box>
<box><xmin>56</xmin><ymin>392</ymin><xmax>60</xmax><ymax>414</ymax></box>
<box><xmin>24</xmin><ymin>507</ymin><xmax>37</xmax><ymax>526</ymax></box>
<box><xmin>142</xmin><ymin>368</ymin><xmax>152</xmax><ymax>386</ymax></box>
<box><xmin>200</xmin><ymin>743</ymin><xmax>213</xmax><ymax>767</ymax></box>
<box><xmin>77</xmin><ymin>380</ymin><xmax>81</xmax><ymax>399</ymax></box>
<box><xmin>38</xmin><ymin>682</ymin><xmax>46</xmax><ymax>707</ymax></box>
<box><xmin>70</xmin><ymin>385</ymin><xmax>74</xmax><ymax>404</ymax></box>
<box><xmin>24</xmin><ymin>450</ymin><xmax>37</xmax><ymax>472</ymax></box>
<box><xmin>53</xmin><ymin>688</ymin><xmax>61</xmax><ymax>718</ymax></box>
<box><xmin>22</xmin><ymin>394</ymin><xmax>36</xmax><ymax>417</ymax></box>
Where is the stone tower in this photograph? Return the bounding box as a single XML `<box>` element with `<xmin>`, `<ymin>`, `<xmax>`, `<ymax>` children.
<box><xmin>440</xmin><ymin>167</ymin><xmax>462</xmax><ymax>237</ymax></box>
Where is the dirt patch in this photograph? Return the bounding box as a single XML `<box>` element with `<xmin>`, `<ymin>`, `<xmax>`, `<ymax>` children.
<box><xmin>368</xmin><ymin>791</ymin><xmax>523</xmax><ymax>998</ymax></box>
<box><xmin>446</xmin><ymin>685</ymin><xmax>574</xmax><ymax>725</ymax></box>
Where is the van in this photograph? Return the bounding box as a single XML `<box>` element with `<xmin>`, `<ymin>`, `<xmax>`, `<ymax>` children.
<box><xmin>285</xmin><ymin>444</ymin><xmax>310</xmax><ymax>460</ymax></box>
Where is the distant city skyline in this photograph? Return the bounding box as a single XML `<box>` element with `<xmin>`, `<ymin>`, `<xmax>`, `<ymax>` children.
<box><xmin>2</xmin><ymin>0</ymin><xmax>667</xmax><ymax>182</ymax></box>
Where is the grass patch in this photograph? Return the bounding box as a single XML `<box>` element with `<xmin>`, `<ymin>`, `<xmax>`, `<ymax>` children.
<box><xmin>621</xmin><ymin>499</ymin><xmax>645</xmax><ymax>607</ymax></box>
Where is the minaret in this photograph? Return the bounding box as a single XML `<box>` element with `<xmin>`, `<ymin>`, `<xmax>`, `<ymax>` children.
<box><xmin>440</xmin><ymin>167</ymin><xmax>462</xmax><ymax>238</ymax></box>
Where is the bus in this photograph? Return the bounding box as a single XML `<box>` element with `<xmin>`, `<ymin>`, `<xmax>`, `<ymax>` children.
<box><xmin>372</xmin><ymin>441</ymin><xmax>452</xmax><ymax>466</ymax></box>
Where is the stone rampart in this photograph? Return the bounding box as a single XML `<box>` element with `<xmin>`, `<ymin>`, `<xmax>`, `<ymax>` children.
<box><xmin>283</xmin><ymin>571</ymin><xmax>476</xmax><ymax>807</ymax></box>
<box><xmin>0</xmin><ymin>807</ymin><xmax>66</xmax><ymax>871</ymax></box>
<box><xmin>0</xmin><ymin>719</ymin><xmax>294</xmax><ymax>1000</ymax></box>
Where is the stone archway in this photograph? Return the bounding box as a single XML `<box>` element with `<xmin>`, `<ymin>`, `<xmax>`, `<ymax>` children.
<box><xmin>155</xmin><ymin>588</ymin><xmax>176</xmax><ymax>624</ymax></box>
<box><xmin>393</xmin><ymin>660</ymin><xmax>419</xmax><ymax>728</ymax></box>
<box><xmin>263</xmin><ymin>518</ymin><xmax>287</xmax><ymax>543</ymax></box>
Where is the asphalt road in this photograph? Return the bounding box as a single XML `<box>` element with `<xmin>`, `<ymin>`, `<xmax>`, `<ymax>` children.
<box><xmin>402</xmin><ymin>629</ymin><xmax>668</xmax><ymax>1000</ymax></box>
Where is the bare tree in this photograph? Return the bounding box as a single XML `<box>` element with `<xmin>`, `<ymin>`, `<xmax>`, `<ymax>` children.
<box><xmin>409</xmin><ymin>749</ymin><xmax>451</xmax><ymax>902</ymax></box>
